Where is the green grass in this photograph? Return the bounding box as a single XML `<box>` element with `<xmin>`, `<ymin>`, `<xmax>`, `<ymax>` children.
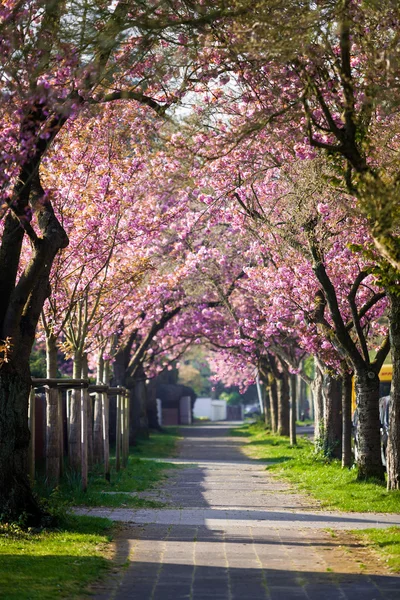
<box><xmin>0</xmin><ymin>429</ymin><xmax>181</xmax><ymax>600</ymax></box>
<box><xmin>233</xmin><ymin>422</ymin><xmax>400</xmax><ymax>513</ymax></box>
<box><xmin>36</xmin><ymin>427</ymin><xmax>181</xmax><ymax>509</ymax></box>
<box><xmin>130</xmin><ymin>427</ymin><xmax>180</xmax><ymax>458</ymax></box>
<box><xmin>0</xmin><ymin>515</ymin><xmax>113</xmax><ymax>599</ymax></box>
<box><xmin>355</xmin><ymin>527</ymin><xmax>400</xmax><ymax>572</ymax></box>
<box><xmin>296</xmin><ymin>419</ymin><xmax>314</xmax><ymax>426</ymax></box>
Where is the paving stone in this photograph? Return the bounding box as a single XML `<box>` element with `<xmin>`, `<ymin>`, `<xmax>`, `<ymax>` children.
<box><xmin>268</xmin><ymin>588</ymin><xmax>309</xmax><ymax>600</ymax></box>
<box><xmin>88</xmin><ymin>423</ymin><xmax>400</xmax><ymax>600</ymax></box>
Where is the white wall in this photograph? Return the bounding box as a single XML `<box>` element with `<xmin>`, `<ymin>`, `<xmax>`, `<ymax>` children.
<box><xmin>193</xmin><ymin>397</ymin><xmax>213</xmax><ymax>419</ymax></box>
<box><xmin>194</xmin><ymin>397</ymin><xmax>227</xmax><ymax>421</ymax></box>
<box><xmin>211</xmin><ymin>400</ymin><xmax>227</xmax><ymax>421</ymax></box>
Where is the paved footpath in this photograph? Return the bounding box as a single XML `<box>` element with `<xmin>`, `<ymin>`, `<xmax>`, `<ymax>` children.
<box><xmin>77</xmin><ymin>424</ymin><xmax>400</xmax><ymax>600</ymax></box>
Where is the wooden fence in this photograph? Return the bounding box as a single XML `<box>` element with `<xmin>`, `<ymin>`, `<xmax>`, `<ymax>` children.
<box><xmin>29</xmin><ymin>379</ymin><xmax>130</xmax><ymax>490</ymax></box>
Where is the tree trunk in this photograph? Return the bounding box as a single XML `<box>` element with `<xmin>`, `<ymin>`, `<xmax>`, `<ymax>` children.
<box><xmin>342</xmin><ymin>370</ymin><xmax>353</xmax><ymax>468</ymax></box>
<box><xmin>0</xmin><ymin>367</ymin><xmax>41</xmax><ymax>524</ymax></box>
<box><xmin>277</xmin><ymin>371</ymin><xmax>290</xmax><ymax>436</ymax></box>
<box><xmin>102</xmin><ymin>361</ymin><xmax>111</xmax><ymax>482</ymax></box>
<box><xmin>0</xmin><ymin>135</ymin><xmax>68</xmax><ymax>521</ymax></box>
<box><xmin>263</xmin><ymin>388</ymin><xmax>271</xmax><ymax>428</ymax></box>
<box><xmin>387</xmin><ymin>290</ymin><xmax>400</xmax><ymax>490</ymax></box>
<box><xmin>80</xmin><ymin>354</ymin><xmax>88</xmax><ymax>491</ymax></box>
<box><xmin>82</xmin><ymin>354</ymin><xmax>92</xmax><ymax>470</ymax></box>
<box><xmin>129</xmin><ymin>363</ymin><xmax>149</xmax><ymax>441</ymax></box>
<box><xmin>355</xmin><ymin>369</ymin><xmax>385</xmax><ymax>480</ymax></box>
<box><xmin>289</xmin><ymin>373</ymin><xmax>297</xmax><ymax>446</ymax></box>
<box><xmin>311</xmin><ymin>364</ymin><xmax>324</xmax><ymax>443</ymax></box>
<box><xmin>268</xmin><ymin>376</ymin><xmax>278</xmax><ymax>433</ymax></box>
<box><xmin>146</xmin><ymin>377</ymin><xmax>161</xmax><ymax>430</ymax></box>
<box><xmin>299</xmin><ymin>377</ymin><xmax>309</xmax><ymax>420</ymax></box>
<box><xmin>296</xmin><ymin>374</ymin><xmax>302</xmax><ymax>421</ymax></box>
<box><xmin>45</xmin><ymin>334</ymin><xmax>60</xmax><ymax>485</ymax></box>
<box><xmin>68</xmin><ymin>353</ymin><xmax>82</xmax><ymax>471</ymax></box>
<box><xmin>323</xmin><ymin>373</ymin><xmax>342</xmax><ymax>459</ymax></box>
<box><xmin>93</xmin><ymin>352</ymin><xmax>104</xmax><ymax>464</ymax></box>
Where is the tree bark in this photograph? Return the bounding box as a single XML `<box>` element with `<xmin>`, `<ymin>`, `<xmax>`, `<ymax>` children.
<box><xmin>146</xmin><ymin>377</ymin><xmax>161</xmax><ymax>430</ymax></box>
<box><xmin>342</xmin><ymin>370</ymin><xmax>353</xmax><ymax>468</ymax></box>
<box><xmin>45</xmin><ymin>333</ymin><xmax>60</xmax><ymax>485</ymax></box>
<box><xmin>0</xmin><ymin>166</ymin><xmax>68</xmax><ymax>520</ymax></box>
<box><xmin>68</xmin><ymin>353</ymin><xmax>82</xmax><ymax>471</ymax></box>
<box><xmin>323</xmin><ymin>373</ymin><xmax>342</xmax><ymax>459</ymax></box>
<box><xmin>355</xmin><ymin>369</ymin><xmax>385</xmax><ymax>480</ymax></box>
<box><xmin>277</xmin><ymin>370</ymin><xmax>290</xmax><ymax>437</ymax></box>
<box><xmin>269</xmin><ymin>377</ymin><xmax>278</xmax><ymax>433</ymax></box>
<box><xmin>289</xmin><ymin>373</ymin><xmax>297</xmax><ymax>446</ymax></box>
<box><xmin>258</xmin><ymin>357</ymin><xmax>273</xmax><ymax>430</ymax></box>
<box><xmin>262</xmin><ymin>387</ymin><xmax>271</xmax><ymax>428</ymax></box>
<box><xmin>129</xmin><ymin>363</ymin><xmax>149</xmax><ymax>441</ymax></box>
<box><xmin>387</xmin><ymin>290</ymin><xmax>400</xmax><ymax>490</ymax></box>
<box><xmin>311</xmin><ymin>364</ymin><xmax>324</xmax><ymax>443</ymax></box>
<box><xmin>0</xmin><ymin>367</ymin><xmax>42</xmax><ymax>523</ymax></box>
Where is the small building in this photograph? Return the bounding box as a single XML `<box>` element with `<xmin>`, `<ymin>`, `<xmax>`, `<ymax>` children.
<box><xmin>156</xmin><ymin>383</ymin><xmax>196</xmax><ymax>426</ymax></box>
<box><xmin>193</xmin><ymin>397</ymin><xmax>227</xmax><ymax>421</ymax></box>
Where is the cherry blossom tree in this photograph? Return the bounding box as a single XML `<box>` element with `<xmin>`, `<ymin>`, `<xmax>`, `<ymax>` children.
<box><xmin>0</xmin><ymin>0</ymin><xmax>233</xmax><ymax>522</ymax></box>
<box><xmin>201</xmin><ymin>0</ymin><xmax>400</xmax><ymax>485</ymax></box>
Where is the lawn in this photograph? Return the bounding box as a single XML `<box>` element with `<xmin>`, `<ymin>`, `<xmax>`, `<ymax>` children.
<box><xmin>130</xmin><ymin>427</ymin><xmax>180</xmax><ymax>458</ymax></box>
<box><xmin>0</xmin><ymin>515</ymin><xmax>113</xmax><ymax>600</ymax></box>
<box><xmin>37</xmin><ymin>427</ymin><xmax>181</xmax><ymax>509</ymax></box>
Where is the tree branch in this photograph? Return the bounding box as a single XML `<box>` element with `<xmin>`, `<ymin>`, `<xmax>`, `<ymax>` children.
<box><xmin>347</xmin><ymin>271</ymin><xmax>370</xmax><ymax>363</ymax></box>
<box><xmin>100</xmin><ymin>90</ymin><xmax>170</xmax><ymax>115</ymax></box>
<box><xmin>372</xmin><ymin>334</ymin><xmax>391</xmax><ymax>372</ymax></box>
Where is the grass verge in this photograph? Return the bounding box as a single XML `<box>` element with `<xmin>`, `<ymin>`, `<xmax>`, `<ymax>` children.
<box><xmin>355</xmin><ymin>528</ymin><xmax>400</xmax><ymax>573</ymax></box>
<box><xmin>131</xmin><ymin>427</ymin><xmax>180</xmax><ymax>458</ymax></box>
<box><xmin>36</xmin><ymin>427</ymin><xmax>181</xmax><ymax>509</ymax></box>
<box><xmin>233</xmin><ymin>422</ymin><xmax>400</xmax><ymax>513</ymax></box>
<box><xmin>0</xmin><ymin>515</ymin><xmax>113</xmax><ymax>599</ymax></box>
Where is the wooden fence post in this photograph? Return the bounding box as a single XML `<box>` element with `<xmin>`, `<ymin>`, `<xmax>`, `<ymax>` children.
<box><xmin>122</xmin><ymin>393</ymin><xmax>127</xmax><ymax>467</ymax></box>
<box><xmin>46</xmin><ymin>385</ymin><xmax>60</xmax><ymax>485</ymax></box>
<box><xmin>93</xmin><ymin>392</ymin><xmax>103</xmax><ymax>464</ymax></box>
<box><xmin>102</xmin><ymin>393</ymin><xmax>110</xmax><ymax>481</ymax></box>
<box><xmin>66</xmin><ymin>389</ymin><xmax>71</xmax><ymax>440</ymax></box>
<box><xmin>28</xmin><ymin>388</ymin><xmax>36</xmax><ymax>483</ymax></box>
<box><xmin>125</xmin><ymin>391</ymin><xmax>130</xmax><ymax>464</ymax></box>
<box><xmin>58</xmin><ymin>389</ymin><xmax>64</xmax><ymax>478</ymax></box>
<box><xmin>116</xmin><ymin>391</ymin><xmax>121</xmax><ymax>472</ymax></box>
<box><xmin>81</xmin><ymin>387</ymin><xmax>88</xmax><ymax>491</ymax></box>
